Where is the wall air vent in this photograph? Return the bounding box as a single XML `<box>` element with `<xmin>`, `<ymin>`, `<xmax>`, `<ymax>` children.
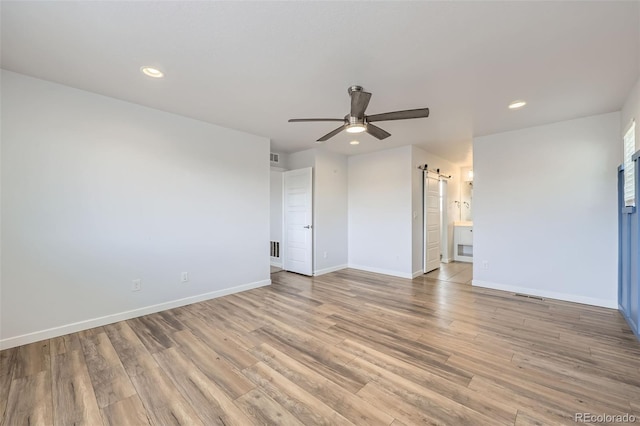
<box><xmin>270</xmin><ymin>241</ymin><xmax>280</xmax><ymax>258</ymax></box>
<box><xmin>270</xmin><ymin>153</ymin><xmax>280</xmax><ymax>164</ymax></box>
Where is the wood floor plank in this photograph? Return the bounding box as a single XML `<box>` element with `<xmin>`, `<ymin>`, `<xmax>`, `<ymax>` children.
<box><xmin>468</xmin><ymin>376</ymin><xmax>579</xmax><ymax>424</ymax></box>
<box><xmin>419</xmin><ymin>327</ymin><xmax>515</xmax><ymax>363</ymax></box>
<box><xmin>100</xmin><ymin>394</ymin><xmax>151</xmax><ymax>426</ymax></box>
<box><xmin>77</xmin><ymin>326</ymin><xmax>106</xmax><ymax>339</ymax></box>
<box><xmin>234</xmin><ymin>388</ymin><xmax>305</xmax><ymax>426</ymax></box>
<box><xmin>80</xmin><ymin>331</ymin><xmax>137</xmax><ymax>408</ymax></box>
<box><xmin>129</xmin><ymin>366</ymin><xmax>204</xmax><ymax>426</ymax></box>
<box><xmin>329</xmin><ymin>319</ymin><xmax>472</xmax><ymax>386</ymax></box>
<box><xmin>338</xmin><ymin>339</ymin><xmax>517</xmax><ymax>424</ymax></box>
<box><xmin>462</xmin><ymin>356</ymin><xmax>632</xmax><ymax>419</ymax></box>
<box><xmin>51</xmin><ymin>349</ymin><xmax>103</xmax><ymax>426</ymax></box>
<box><xmin>177</xmin><ymin>311</ymin><xmax>258</xmax><ymax>370</ymax></box>
<box><xmin>153</xmin><ymin>347</ymin><xmax>253</xmax><ymax>426</ymax></box>
<box><xmin>0</xmin><ymin>348</ymin><xmax>17</xmax><ymax>378</ymax></box>
<box><xmin>250</xmin><ymin>343</ymin><xmax>394</xmax><ymax>425</ymax></box>
<box><xmin>201</xmin><ymin>298</ymin><xmax>261</xmax><ymax>334</ymax></box>
<box><xmin>250</xmin><ymin>320</ymin><xmax>367</xmax><ymax>393</ymax></box>
<box><xmin>50</xmin><ymin>333</ymin><xmax>82</xmax><ymax>355</ymax></box>
<box><xmin>0</xmin><ymin>348</ymin><xmax>17</xmax><ymax>424</ymax></box>
<box><xmin>243</xmin><ymin>361</ymin><xmax>355</xmax><ymax>425</ymax></box>
<box><xmin>0</xmin><ymin>374</ymin><xmax>11</xmax><ymax>424</ymax></box>
<box><xmin>104</xmin><ymin>321</ymin><xmax>159</xmax><ymax>377</ymax></box>
<box><xmin>357</xmin><ymin>380</ymin><xmax>495</xmax><ymax>426</ymax></box>
<box><xmin>13</xmin><ymin>340</ymin><xmax>50</xmax><ymax>379</ymax></box>
<box><xmin>172</xmin><ymin>330</ymin><xmax>255</xmax><ymax>399</ymax></box>
<box><xmin>351</xmin><ymin>358</ymin><xmax>514</xmax><ymax>425</ymax></box>
<box><xmin>509</xmin><ymin>351</ymin><xmax>637</xmax><ymax>408</ymax></box>
<box><xmin>514</xmin><ymin>410</ymin><xmax>548</xmax><ymax>426</ymax></box>
<box><xmin>229</xmin><ymin>295</ymin><xmax>343</xmax><ymax>345</ymax></box>
<box><xmin>2</xmin><ymin>370</ymin><xmax>53</xmax><ymax>426</ymax></box>
<box><xmin>127</xmin><ymin>315</ymin><xmax>179</xmax><ymax>354</ymax></box>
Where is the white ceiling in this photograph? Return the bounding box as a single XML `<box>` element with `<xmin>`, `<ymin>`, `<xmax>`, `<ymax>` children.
<box><xmin>2</xmin><ymin>1</ymin><xmax>638</xmax><ymax>166</ymax></box>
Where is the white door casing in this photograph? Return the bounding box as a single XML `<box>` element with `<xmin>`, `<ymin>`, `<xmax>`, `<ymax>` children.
<box><xmin>283</xmin><ymin>167</ymin><xmax>313</xmax><ymax>276</ymax></box>
<box><xmin>424</xmin><ymin>171</ymin><xmax>441</xmax><ymax>273</ymax></box>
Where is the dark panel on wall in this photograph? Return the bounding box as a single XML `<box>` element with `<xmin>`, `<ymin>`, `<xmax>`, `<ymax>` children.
<box><xmin>619</xmin><ymin>154</ymin><xmax>640</xmax><ymax>339</ymax></box>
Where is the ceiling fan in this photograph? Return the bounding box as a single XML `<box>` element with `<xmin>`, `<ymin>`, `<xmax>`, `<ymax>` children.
<box><xmin>288</xmin><ymin>85</ymin><xmax>430</xmax><ymax>142</ymax></box>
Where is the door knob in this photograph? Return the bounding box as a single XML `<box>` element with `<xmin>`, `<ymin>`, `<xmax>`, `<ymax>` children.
<box><xmin>304</xmin><ymin>225</ymin><xmax>312</xmax><ymax>229</ymax></box>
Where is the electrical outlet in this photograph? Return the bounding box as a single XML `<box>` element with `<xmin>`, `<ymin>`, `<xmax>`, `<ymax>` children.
<box><xmin>181</xmin><ymin>272</ymin><xmax>189</xmax><ymax>283</ymax></box>
<box><xmin>132</xmin><ymin>279</ymin><xmax>141</xmax><ymax>292</ymax></box>
<box><xmin>482</xmin><ymin>261</ymin><xmax>489</xmax><ymax>270</ymax></box>
<box><xmin>323</xmin><ymin>251</ymin><xmax>327</xmax><ymax>259</ymax></box>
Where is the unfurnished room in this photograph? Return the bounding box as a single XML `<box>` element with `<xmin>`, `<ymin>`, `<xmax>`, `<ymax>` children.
<box><xmin>1</xmin><ymin>1</ymin><xmax>640</xmax><ymax>425</ymax></box>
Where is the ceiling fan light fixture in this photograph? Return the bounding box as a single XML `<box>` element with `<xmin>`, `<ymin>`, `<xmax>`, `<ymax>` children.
<box><xmin>346</xmin><ymin>123</ymin><xmax>367</xmax><ymax>133</ymax></box>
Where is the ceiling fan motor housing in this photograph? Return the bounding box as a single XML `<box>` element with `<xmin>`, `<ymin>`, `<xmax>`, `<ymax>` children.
<box><xmin>346</xmin><ymin>115</ymin><xmax>365</xmax><ymax>125</ymax></box>
<box><xmin>348</xmin><ymin>85</ymin><xmax>364</xmax><ymax>95</ymax></box>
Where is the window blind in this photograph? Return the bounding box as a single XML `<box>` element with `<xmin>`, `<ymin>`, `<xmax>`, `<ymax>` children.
<box><xmin>624</xmin><ymin>121</ymin><xmax>636</xmax><ymax>207</ymax></box>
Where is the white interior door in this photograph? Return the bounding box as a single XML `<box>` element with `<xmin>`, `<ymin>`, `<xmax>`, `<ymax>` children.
<box><xmin>424</xmin><ymin>172</ymin><xmax>441</xmax><ymax>273</ymax></box>
<box><xmin>283</xmin><ymin>167</ymin><xmax>313</xmax><ymax>276</ymax></box>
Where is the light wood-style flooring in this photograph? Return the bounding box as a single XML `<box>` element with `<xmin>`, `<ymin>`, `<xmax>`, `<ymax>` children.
<box><xmin>1</xmin><ymin>266</ymin><xmax>639</xmax><ymax>425</ymax></box>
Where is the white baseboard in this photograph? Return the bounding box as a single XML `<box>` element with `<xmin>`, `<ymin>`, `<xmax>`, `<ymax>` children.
<box><xmin>270</xmin><ymin>260</ymin><xmax>282</xmax><ymax>268</ymax></box>
<box><xmin>472</xmin><ymin>279</ymin><xmax>617</xmax><ymax>309</ymax></box>
<box><xmin>442</xmin><ymin>257</ymin><xmax>453</xmax><ymax>264</ymax></box>
<box><xmin>0</xmin><ymin>279</ymin><xmax>271</xmax><ymax>350</ymax></box>
<box><xmin>348</xmin><ymin>264</ymin><xmax>414</xmax><ymax>279</ymax></box>
<box><xmin>412</xmin><ymin>270</ymin><xmax>424</xmax><ymax>279</ymax></box>
<box><xmin>314</xmin><ymin>264</ymin><xmax>347</xmax><ymax>276</ymax></box>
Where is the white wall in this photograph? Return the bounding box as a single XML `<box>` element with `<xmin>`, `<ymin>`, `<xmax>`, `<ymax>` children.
<box><xmin>288</xmin><ymin>149</ymin><xmax>315</xmax><ymax>171</ymax></box>
<box><xmin>473</xmin><ymin>112</ymin><xmax>621</xmax><ymax>308</ymax></box>
<box><xmin>270</xmin><ymin>170</ymin><xmax>283</xmax><ymax>267</ymax></box>
<box><xmin>411</xmin><ymin>146</ymin><xmax>461</xmax><ymax>272</ymax></box>
<box><xmin>622</xmin><ymin>75</ymin><xmax>639</xmax><ymax>148</ymax></box>
<box><xmin>314</xmin><ymin>149</ymin><xmax>348</xmax><ymax>274</ymax></box>
<box><xmin>348</xmin><ymin>146</ymin><xmax>413</xmax><ymax>278</ymax></box>
<box><xmin>0</xmin><ymin>71</ymin><xmax>270</xmax><ymax>348</ymax></box>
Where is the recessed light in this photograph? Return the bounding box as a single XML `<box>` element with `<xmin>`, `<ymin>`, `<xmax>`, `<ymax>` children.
<box><xmin>508</xmin><ymin>100</ymin><xmax>526</xmax><ymax>110</ymax></box>
<box><xmin>350</xmin><ymin>140</ymin><xmax>360</xmax><ymax>145</ymax></box>
<box><xmin>141</xmin><ymin>66</ymin><xmax>164</xmax><ymax>78</ymax></box>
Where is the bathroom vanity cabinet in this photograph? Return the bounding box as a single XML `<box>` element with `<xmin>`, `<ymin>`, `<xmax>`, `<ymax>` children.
<box><xmin>454</xmin><ymin>222</ymin><xmax>473</xmax><ymax>262</ymax></box>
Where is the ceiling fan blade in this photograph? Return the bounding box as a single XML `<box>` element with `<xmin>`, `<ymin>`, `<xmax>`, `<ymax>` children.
<box><xmin>288</xmin><ymin>118</ymin><xmax>345</xmax><ymax>122</ymax></box>
<box><xmin>366</xmin><ymin>123</ymin><xmax>391</xmax><ymax>140</ymax></box>
<box><xmin>317</xmin><ymin>125</ymin><xmax>346</xmax><ymax>141</ymax></box>
<box><xmin>366</xmin><ymin>108</ymin><xmax>430</xmax><ymax>122</ymax></box>
<box><xmin>350</xmin><ymin>91</ymin><xmax>372</xmax><ymax>118</ymax></box>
